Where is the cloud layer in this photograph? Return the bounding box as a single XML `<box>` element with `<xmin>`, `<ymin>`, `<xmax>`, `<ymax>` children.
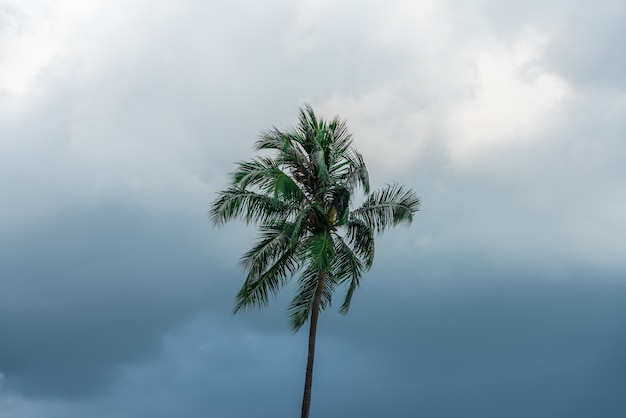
<box><xmin>1</xmin><ymin>0</ymin><xmax>625</xmax><ymax>416</ymax></box>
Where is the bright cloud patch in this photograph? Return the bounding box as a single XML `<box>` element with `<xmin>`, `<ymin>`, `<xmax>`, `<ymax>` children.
<box><xmin>318</xmin><ymin>88</ymin><xmax>432</xmax><ymax>174</ymax></box>
<box><xmin>447</xmin><ymin>30</ymin><xmax>570</xmax><ymax>162</ymax></box>
<box><xmin>0</xmin><ymin>0</ymin><xmax>101</xmax><ymax>97</ymax></box>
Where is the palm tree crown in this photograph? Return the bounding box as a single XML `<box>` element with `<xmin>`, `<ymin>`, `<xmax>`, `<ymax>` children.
<box><xmin>210</xmin><ymin>105</ymin><xmax>419</xmax><ymax>330</ymax></box>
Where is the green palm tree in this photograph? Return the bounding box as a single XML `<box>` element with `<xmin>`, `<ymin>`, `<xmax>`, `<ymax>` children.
<box><xmin>210</xmin><ymin>105</ymin><xmax>419</xmax><ymax>418</ymax></box>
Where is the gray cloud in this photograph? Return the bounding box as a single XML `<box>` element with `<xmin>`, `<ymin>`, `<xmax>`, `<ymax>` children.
<box><xmin>0</xmin><ymin>199</ymin><xmax>237</xmax><ymax>398</ymax></box>
<box><xmin>3</xmin><ymin>277</ymin><xmax>625</xmax><ymax>417</ymax></box>
<box><xmin>1</xmin><ymin>0</ymin><xmax>625</xmax><ymax>416</ymax></box>
<box><xmin>445</xmin><ymin>0</ymin><xmax>626</xmax><ymax>88</ymax></box>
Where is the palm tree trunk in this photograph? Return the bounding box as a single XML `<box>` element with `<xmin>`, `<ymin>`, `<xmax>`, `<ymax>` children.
<box><xmin>301</xmin><ymin>271</ymin><xmax>326</xmax><ymax>418</ymax></box>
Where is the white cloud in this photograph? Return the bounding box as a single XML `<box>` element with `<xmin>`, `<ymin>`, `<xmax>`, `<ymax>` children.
<box><xmin>318</xmin><ymin>88</ymin><xmax>429</xmax><ymax>173</ymax></box>
<box><xmin>446</xmin><ymin>29</ymin><xmax>570</xmax><ymax>162</ymax></box>
<box><xmin>0</xmin><ymin>0</ymin><xmax>121</xmax><ymax>98</ymax></box>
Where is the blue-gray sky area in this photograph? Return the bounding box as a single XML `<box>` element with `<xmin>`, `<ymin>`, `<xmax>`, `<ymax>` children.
<box><xmin>1</xmin><ymin>0</ymin><xmax>626</xmax><ymax>417</ymax></box>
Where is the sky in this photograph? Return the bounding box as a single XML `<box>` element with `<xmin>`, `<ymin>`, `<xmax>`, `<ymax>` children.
<box><xmin>1</xmin><ymin>0</ymin><xmax>625</xmax><ymax>417</ymax></box>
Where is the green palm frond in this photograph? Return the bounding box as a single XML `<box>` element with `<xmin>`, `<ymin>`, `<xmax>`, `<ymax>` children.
<box><xmin>343</xmin><ymin>149</ymin><xmax>370</xmax><ymax>193</ymax></box>
<box><xmin>305</xmin><ymin>231</ymin><xmax>335</xmax><ymax>273</ymax></box>
<box><xmin>235</xmin><ymin>225</ymin><xmax>302</xmax><ymax>313</ymax></box>
<box><xmin>301</xmin><ymin>104</ymin><xmax>319</xmax><ymax>131</ymax></box>
<box><xmin>256</xmin><ymin>130</ymin><xmax>312</xmax><ymax>190</ymax></box>
<box><xmin>209</xmin><ymin>187</ymin><xmax>294</xmax><ymax>226</ymax></box>
<box><xmin>234</xmin><ymin>249</ymin><xmax>301</xmax><ymax>313</ymax></box>
<box><xmin>288</xmin><ymin>267</ymin><xmax>319</xmax><ymax>331</ymax></box>
<box><xmin>346</xmin><ymin>218</ymin><xmax>375</xmax><ymax>268</ymax></box>
<box><xmin>255</xmin><ymin>129</ymin><xmax>299</xmax><ymax>153</ymax></box>
<box><xmin>298</xmin><ymin>105</ymin><xmax>321</xmax><ymax>154</ymax></box>
<box><xmin>232</xmin><ymin>156</ymin><xmax>276</xmax><ymax>187</ymax></box>
<box><xmin>232</xmin><ymin>157</ymin><xmax>305</xmax><ymax>203</ymax></box>
<box><xmin>351</xmin><ymin>183</ymin><xmax>420</xmax><ymax>234</ymax></box>
<box><xmin>312</xmin><ymin>148</ymin><xmax>331</xmax><ymax>187</ymax></box>
<box><xmin>239</xmin><ymin>222</ymin><xmax>296</xmax><ymax>279</ymax></box>
<box><xmin>332</xmin><ymin>235</ymin><xmax>365</xmax><ymax>314</ymax></box>
<box><xmin>287</xmin><ymin>266</ymin><xmax>336</xmax><ymax>331</ymax></box>
<box><xmin>289</xmin><ymin>203</ymin><xmax>321</xmax><ymax>248</ymax></box>
<box><xmin>286</xmin><ymin>231</ymin><xmax>335</xmax><ymax>330</ymax></box>
<box><xmin>325</xmin><ymin>120</ymin><xmax>369</xmax><ymax>193</ymax></box>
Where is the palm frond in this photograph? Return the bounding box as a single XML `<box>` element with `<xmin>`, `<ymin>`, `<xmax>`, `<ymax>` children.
<box><xmin>343</xmin><ymin>149</ymin><xmax>370</xmax><ymax>193</ymax></box>
<box><xmin>301</xmin><ymin>104</ymin><xmax>318</xmax><ymax>129</ymax></box>
<box><xmin>286</xmin><ymin>231</ymin><xmax>336</xmax><ymax>329</ymax></box>
<box><xmin>311</xmin><ymin>148</ymin><xmax>330</xmax><ymax>189</ymax></box>
<box><xmin>234</xmin><ymin>227</ymin><xmax>302</xmax><ymax>312</ymax></box>
<box><xmin>255</xmin><ymin>128</ymin><xmax>298</xmax><ymax>153</ymax></box>
<box><xmin>232</xmin><ymin>157</ymin><xmax>305</xmax><ymax>203</ymax></box>
<box><xmin>209</xmin><ymin>187</ymin><xmax>293</xmax><ymax>226</ymax></box>
<box><xmin>287</xmin><ymin>267</ymin><xmax>336</xmax><ymax>331</ymax></box>
<box><xmin>234</xmin><ymin>250</ymin><xmax>301</xmax><ymax>313</ymax></box>
<box><xmin>239</xmin><ymin>222</ymin><xmax>296</xmax><ymax>279</ymax></box>
<box><xmin>256</xmin><ymin>131</ymin><xmax>311</xmax><ymax>186</ymax></box>
<box><xmin>298</xmin><ymin>105</ymin><xmax>321</xmax><ymax>154</ymax></box>
<box><xmin>289</xmin><ymin>203</ymin><xmax>321</xmax><ymax>248</ymax></box>
<box><xmin>305</xmin><ymin>231</ymin><xmax>335</xmax><ymax>273</ymax></box>
<box><xmin>332</xmin><ymin>235</ymin><xmax>365</xmax><ymax>314</ymax></box>
<box><xmin>351</xmin><ymin>183</ymin><xmax>420</xmax><ymax>233</ymax></box>
<box><xmin>287</xmin><ymin>267</ymin><xmax>319</xmax><ymax>331</ymax></box>
<box><xmin>346</xmin><ymin>218</ymin><xmax>375</xmax><ymax>268</ymax></box>
<box><xmin>232</xmin><ymin>156</ymin><xmax>276</xmax><ymax>187</ymax></box>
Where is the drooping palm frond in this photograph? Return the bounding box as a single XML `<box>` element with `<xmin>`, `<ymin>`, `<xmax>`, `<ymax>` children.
<box><xmin>255</xmin><ymin>128</ymin><xmax>303</xmax><ymax>154</ymax></box>
<box><xmin>239</xmin><ymin>221</ymin><xmax>296</xmax><ymax>279</ymax></box>
<box><xmin>209</xmin><ymin>187</ymin><xmax>295</xmax><ymax>226</ymax></box>
<box><xmin>286</xmin><ymin>231</ymin><xmax>336</xmax><ymax>330</ymax></box>
<box><xmin>234</xmin><ymin>247</ymin><xmax>301</xmax><ymax>313</ymax></box>
<box><xmin>351</xmin><ymin>183</ymin><xmax>420</xmax><ymax>234</ymax></box>
<box><xmin>331</xmin><ymin>155</ymin><xmax>368</xmax><ymax>195</ymax></box>
<box><xmin>288</xmin><ymin>264</ymin><xmax>337</xmax><ymax>331</ymax></box>
<box><xmin>235</xmin><ymin>224</ymin><xmax>303</xmax><ymax>312</ymax></box>
<box><xmin>232</xmin><ymin>156</ymin><xmax>276</xmax><ymax>187</ymax></box>
<box><xmin>332</xmin><ymin>235</ymin><xmax>365</xmax><ymax>314</ymax></box>
<box><xmin>342</xmin><ymin>148</ymin><xmax>370</xmax><ymax>193</ymax></box>
<box><xmin>288</xmin><ymin>267</ymin><xmax>320</xmax><ymax>331</ymax></box>
<box><xmin>346</xmin><ymin>218</ymin><xmax>375</xmax><ymax>268</ymax></box>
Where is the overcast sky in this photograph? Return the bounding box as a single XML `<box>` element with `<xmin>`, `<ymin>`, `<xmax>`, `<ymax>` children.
<box><xmin>1</xmin><ymin>0</ymin><xmax>625</xmax><ymax>417</ymax></box>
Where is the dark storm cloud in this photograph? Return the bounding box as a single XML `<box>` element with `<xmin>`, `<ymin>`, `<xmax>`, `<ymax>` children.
<box><xmin>7</xmin><ymin>275</ymin><xmax>623</xmax><ymax>418</ymax></box>
<box><xmin>0</xmin><ymin>200</ymin><xmax>235</xmax><ymax>398</ymax></box>
<box><xmin>320</xmin><ymin>276</ymin><xmax>626</xmax><ymax>418</ymax></box>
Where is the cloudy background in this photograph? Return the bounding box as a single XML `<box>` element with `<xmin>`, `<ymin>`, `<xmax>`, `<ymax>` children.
<box><xmin>1</xmin><ymin>0</ymin><xmax>625</xmax><ymax>416</ymax></box>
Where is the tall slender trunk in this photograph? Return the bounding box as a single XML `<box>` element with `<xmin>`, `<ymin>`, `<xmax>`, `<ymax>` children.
<box><xmin>301</xmin><ymin>271</ymin><xmax>326</xmax><ymax>418</ymax></box>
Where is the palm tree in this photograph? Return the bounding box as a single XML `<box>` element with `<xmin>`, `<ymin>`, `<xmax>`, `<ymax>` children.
<box><xmin>210</xmin><ymin>105</ymin><xmax>419</xmax><ymax>418</ymax></box>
